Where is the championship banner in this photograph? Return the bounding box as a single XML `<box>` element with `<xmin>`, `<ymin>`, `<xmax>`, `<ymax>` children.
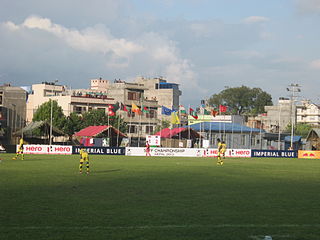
<box><xmin>126</xmin><ymin>147</ymin><xmax>199</xmax><ymax>157</ymax></box>
<box><xmin>251</xmin><ymin>150</ymin><xmax>297</xmax><ymax>158</ymax></box>
<box><xmin>126</xmin><ymin>147</ymin><xmax>251</xmax><ymax>158</ymax></box>
<box><xmin>20</xmin><ymin>145</ymin><xmax>73</xmax><ymax>155</ymax></box>
<box><xmin>72</xmin><ymin>146</ymin><xmax>125</xmax><ymax>155</ymax></box>
<box><xmin>298</xmin><ymin>150</ymin><xmax>320</xmax><ymax>159</ymax></box>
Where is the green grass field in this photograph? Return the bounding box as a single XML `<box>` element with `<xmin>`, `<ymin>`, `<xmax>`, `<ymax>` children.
<box><xmin>0</xmin><ymin>154</ymin><xmax>320</xmax><ymax>240</ymax></box>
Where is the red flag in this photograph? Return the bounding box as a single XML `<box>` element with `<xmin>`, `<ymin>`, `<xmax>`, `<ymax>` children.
<box><xmin>189</xmin><ymin>108</ymin><xmax>198</xmax><ymax>119</ymax></box>
<box><xmin>219</xmin><ymin>105</ymin><xmax>227</xmax><ymax>113</ymax></box>
<box><xmin>211</xmin><ymin>110</ymin><xmax>218</xmax><ymax>117</ymax></box>
<box><xmin>108</xmin><ymin>110</ymin><xmax>115</xmax><ymax>116</ymax></box>
<box><xmin>120</xmin><ymin>103</ymin><xmax>128</xmax><ymax>112</ymax></box>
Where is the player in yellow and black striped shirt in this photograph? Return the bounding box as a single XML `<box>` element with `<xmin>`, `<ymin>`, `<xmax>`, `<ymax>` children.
<box><xmin>12</xmin><ymin>138</ymin><xmax>24</xmax><ymax>160</ymax></box>
<box><xmin>79</xmin><ymin>147</ymin><xmax>89</xmax><ymax>174</ymax></box>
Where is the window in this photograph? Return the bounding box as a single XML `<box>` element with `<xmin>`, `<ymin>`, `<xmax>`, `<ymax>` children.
<box><xmin>74</xmin><ymin>106</ymin><xmax>85</xmax><ymax>114</ymax></box>
<box><xmin>0</xmin><ymin>95</ymin><xmax>2</xmax><ymax>105</ymax></box>
<box><xmin>241</xmin><ymin>135</ymin><xmax>246</xmax><ymax>145</ymax></box>
<box><xmin>146</xmin><ymin>126</ymin><xmax>154</xmax><ymax>134</ymax></box>
<box><xmin>128</xmin><ymin>91</ymin><xmax>141</xmax><ymax>100</ymax></box>
<box><xmin>146</xmin><ymin>109</ymin><xmax>157</xmax><ymax>118</ymax></box>
<box><xmin>251</xmin><ymin>135</ymin><xmax>255</xmax><ymax>146</ymax></box>
<box><xmin>128</xmin><ymin>125</ymin><xmax>136</xmax><ymax>133</ymax></box>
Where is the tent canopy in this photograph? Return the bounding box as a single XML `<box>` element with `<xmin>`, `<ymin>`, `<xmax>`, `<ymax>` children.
<box><xmin>13</xmin><ymin>121</ymin><xmax>66</xmax><ymax>137</ymax></box>
<box><xmin>188</xmin><ymin>122</ymin><xmax>264</xmax><ymax>133</ymax></box>
<box><xmin>154</xmin><ymin>127</ymin><xmax>200</xmax><ymax>139</ymax></box>
<box><xmin>74</xmin><ymin>125</ymin><xmax>127</xmax><ymax>138</ymax></box>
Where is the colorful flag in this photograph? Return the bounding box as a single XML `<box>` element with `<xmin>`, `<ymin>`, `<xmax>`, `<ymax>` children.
<box><xmin>171</xmin><ymin>112</ymin><xmax>181</xmax><ymax>124</ymax></box>
<box><xmin>219</xmin><ymin>105</ymin><xmax>227</xmax><ymax>113</ymax></box>
<box><xmin>189</xmin><ymin>108</ymin><xmax>198</xmax><ymax>119</ymax></box>
<box><xmin>204</xmin><ymin>109</ymin><xmax>211</xmax><ymax>115</ymax></box>
<box><xmin>108</xmin><ymin>109</ymin><xmax>115</xmax><ymax>116</ymax></box>
<box><xmin>211</xmin><ymin>110</ymin><xmax>218</xmax><ymax>117</ymax></box>
<box><xmin>132</xmin><ymin>103</ymin><xmax>140</xmax><ymax>113</ymax></box>
<box><xmin>120</xmin><ymin>102</ymin><xmax>128</xmax><ymax>112</ymax></box>
<box><xmin>179</xmin><ymin>105</ymin><xmax>187</xmax><ymax>116</ymax></box>
<box><xmin>162</xmin><ymin>106</ymin><xmax>172</xmax><ymax>115</ymax></box>
<box><xmin>113</xmin><ymin>102</ymin><xmax>120</xmax><ymax>111</ymax></box>
<box><xmin>142</xmin><ymin>106</ymin><xmax>150</xmax><ymax>113</ymax></box>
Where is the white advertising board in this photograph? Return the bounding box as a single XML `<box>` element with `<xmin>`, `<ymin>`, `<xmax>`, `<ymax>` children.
<box><xmin>201</xmin><ymin>149</ymin><xmax>251</xmax><ymax>158</ymax></box>
<box><xmin>126</xmin><ymin>147</ymin><xmax>200</xmax><ymax>157</ymax></box>
<box><xmin>18</xmin><ymin>145</ymin><xmax>73</xmax><ymax>155</ymax></box>
<box><xmin>126</xmin><ymin>147</ymin><xmax>251</xmax><ymax>158</ymax></box>
<box><xmin>146</xmin><ymin>135</ymin><xmax>161</xmax><ymax>146</ymax></box>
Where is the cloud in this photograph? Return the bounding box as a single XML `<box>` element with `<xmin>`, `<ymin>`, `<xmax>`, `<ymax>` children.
<box><xmin>310</xmin><ymin>59</ymin><xmax>320</xmax><ymax>69</ymax></box>
<box><xmin>3</xmin><ymin>16</ymin><xmax>199</xmax><ymax>94</ymax></box>
<box><xmin>244</xmin><ymin>16</ymin><xmax>270</xmax><ymax>24</ymax></box>
<box><xmin>296</xmin><ymin>0</ymin><xmax>320</xmax><ymax>14</ymax></box>
<box><xmin>15</xmin><ymin>16</ymin><xmax>144</xmax><ymax>59</ymax></box>
<box><xmin>226</xmin><ymin>50</ymin><xmax>264</xmax><ymax>59</ymax></box>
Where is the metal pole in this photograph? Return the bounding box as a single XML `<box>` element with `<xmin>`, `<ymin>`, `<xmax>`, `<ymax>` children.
<box><xmin>49</xmin><ymin>80</ymin><xmax>58</xmax><ymax>145</ymax></box>
<box><xmin>278</xmin><ymin>104</ymin><xmax>281</xmax><ymax>150</ymax></box>
<box><xmin>50</xmin><ymin>98</ymin><xmax>53</xmax><ymax>145</ymax></box>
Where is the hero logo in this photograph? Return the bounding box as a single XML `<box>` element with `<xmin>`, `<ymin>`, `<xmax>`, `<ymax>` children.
<box><xmin>25</xmin><ymin>146</ymin><xmax>43</xmax><ymax>151</ymax></box>
<box><xmin>53</xmin><ymin>147</ymin><xmax>71</xmax><ymax>152</ymax></box>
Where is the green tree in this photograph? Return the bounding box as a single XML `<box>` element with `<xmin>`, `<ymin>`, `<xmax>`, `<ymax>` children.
<box><xmin>285</xmin><ymin>123</ymin><xmax>312</xmax><ymax>138</ymax></box>
<box><xmin>63</xmin><ymin>112</ymin><xmax>84</xmax><ymax>136</ymax></box>
<box><xmin>208</xmin><ymin>86</ymin><xmax>273</xmax><ymax>115</ymax></box>
<box><xmin>154</xmin><ymin>120</ymin><xmax>170</xmax><ymax>133</ymax></box>
<box><xmin>33</xmin><ymin>100</ymin><xmax>66</xmax><ymax>129</ymax></box>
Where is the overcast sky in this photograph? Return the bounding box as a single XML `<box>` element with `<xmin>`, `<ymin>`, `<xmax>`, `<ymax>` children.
<box><xmin>1</xmin><ymin>0</ymin><xmax>320</xmax><ymax>106</ymax></box>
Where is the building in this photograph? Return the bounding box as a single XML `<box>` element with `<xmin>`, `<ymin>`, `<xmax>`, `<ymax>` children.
<box><xmin>0</xmin><ymin>84</ymin><xmax>27</xmax><ymax>144</ymax></box>
<box><xmin>103</xmin><ymin>78</ymin><xmax>159</xmax><ymax>143</ymax></box>
<box><xmin>27</xmin><ymin>81</ymin><xmax>115</xmax><ymax>122</ymax></box>
<box><xmin>135</xmin><ymin>76</ymin><xmax>181</xmax><ymax>114</ymax></box>
<box><xmin>296</xmin><ymin>100</ymin><xmax>320</xmax><ymax>126</ymax></box>
<box><xmin>27</xmin><ymin>77</ymin><xmax>181</xmax><ymax>146</ymax></box>
<box><xmin>247</xmin><ymin>98</ymin><xmax>293</xmax><ymax>133</ymax></box>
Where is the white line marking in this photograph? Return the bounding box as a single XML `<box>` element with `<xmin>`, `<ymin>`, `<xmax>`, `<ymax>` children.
<box><xmin>1</xmin><ymin>224</ymin><xmax>320</xmax><ymax>230</ymax></box>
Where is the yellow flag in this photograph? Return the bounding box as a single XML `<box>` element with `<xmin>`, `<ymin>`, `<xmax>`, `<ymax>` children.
<box><xmin>171</xmin><ymin>112</ymin><xmax>180</xmax><ymax>124</ymax></box>
<box><xmin>131</xmin><ymin>103</ymin><xmax>140</xmax><ymax>113</ymax></box>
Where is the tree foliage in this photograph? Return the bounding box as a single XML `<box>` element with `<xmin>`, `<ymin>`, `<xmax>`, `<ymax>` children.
<box><xmin>285</xmin><ymin>123</ymin><xmax>312</xmax><ymax>138</ymax></box>
<box><xmin>32</xmin><ymin>100</ymin><xmax>66</xmax><ymax>129</ymax></box>
<box><xmin>208</xmin><ymin>86</ymin><xmax>273</xmax><ymax>115</ymax></box>
<box><xmin>154</xmin><ymin>120</ymin><xmax>170</xmax><ymax>134</ymax></box>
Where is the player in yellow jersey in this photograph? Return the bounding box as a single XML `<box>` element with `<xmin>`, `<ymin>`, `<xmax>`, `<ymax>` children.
<box><xmin>217</xmin><ymin>138</ymin><xmax>226</xmax><ymax>165</ymax></box>
<box><xmin>12</xmin><ymin>138</ymin><xmax>24</xmax><ymax>160</ymax></box>
<box><xmin>79</xmin><ymin>147</ymin><xmax>90</xmax><ymax>174</ymax></box>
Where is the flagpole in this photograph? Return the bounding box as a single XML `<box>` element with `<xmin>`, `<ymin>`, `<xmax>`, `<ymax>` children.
<box><xmin>129</xmin><ymin>106</ymin><xmax>132</xmax><ymax>147</ymax></box>
<box><xmin>116</xmin><ymin>111</ymin><xmax>121</xmax><ymax>146</ymax></box>
<box><xmin>107</xmin><ymin>105</ymin><xmax>110</xmax><ymax>146</ymax></box>
<box><xmin>188</xmin><ymin>104</ymin><xmax>190</xmax><ymax>141</ymax></box>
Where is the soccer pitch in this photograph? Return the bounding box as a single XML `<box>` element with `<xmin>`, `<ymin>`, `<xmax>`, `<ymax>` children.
<box><xmin>0</xmin><ymin>154</ymin><xmax>320</xmax><ymax>240</ymax></box>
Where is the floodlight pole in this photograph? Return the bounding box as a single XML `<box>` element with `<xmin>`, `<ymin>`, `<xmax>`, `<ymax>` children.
<box><xmin>49</xmin><ymin>80</ymin><xmax>58</xmax><ymax>145</ymax></box>
<box><xmin>287</xmin><ymin>83</ymin><xmax>301</xmax><ymax>150</ymax></box>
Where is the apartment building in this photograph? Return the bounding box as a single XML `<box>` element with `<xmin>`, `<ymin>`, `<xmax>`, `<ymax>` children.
<box><xmin>296</xmin><ymin>100</ymin><xmax>320</xmax><ymax>126</ymax></box>
<box><xmin>27</xmin><ymin>81</ymin><xmax>115</xmax><ymax>123</ymax></box>
<box><xmin>0</xmin><ymin>84</ymin><xmax>27</xmax><ymax>144</ymax></box>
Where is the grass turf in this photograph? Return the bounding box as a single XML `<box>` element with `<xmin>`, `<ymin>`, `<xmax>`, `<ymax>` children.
<box><xmin>0</xmin><ymin>154</ymin><xmax>320</xmax><ymax>240</ymax></box>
